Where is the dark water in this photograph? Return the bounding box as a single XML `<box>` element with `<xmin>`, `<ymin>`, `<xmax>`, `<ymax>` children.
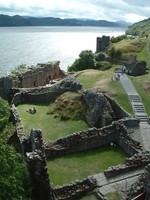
<box><xmin>0</xmin><ymin>26</ymin><xmax>125</xmax><ymax>76</ymax></box>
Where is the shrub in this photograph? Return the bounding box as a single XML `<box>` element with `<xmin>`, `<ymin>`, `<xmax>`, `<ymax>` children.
<box><xmin>96</xmin><ymin>61</ymin><xmax>112</xmax><ymax>71</ymax></box>
<box><xmin>0</xmin><ymin>97</ymin><xmax>10</xmax><ymax>130</ymax></box>
<box><xmin>68</xmin><ymin>50</ymin><xmax>96</xmax><ymax>71</ymax></box>
<box><xmin>109</xmin><ymin>46</ymin><xmax>122</xmax><ymax>59</ymax></box>
<box><xmin>11</xmin><ymin>63</ymin><xmax>27</xmax><ymax>74</ymax></box>
<box><xmin>111</xmin><ymin>35</ymin><xmax>126</xmax><ymax>43</ymax></box>
<box><xmin>109</xmin><ymin>46</ymin><xmax>116</xmax><ymax>58</ymax></box>
<box><xmin>0</xmin><ymin>140</ymin><xmax>32</xmax><ymax>199</ymax></box>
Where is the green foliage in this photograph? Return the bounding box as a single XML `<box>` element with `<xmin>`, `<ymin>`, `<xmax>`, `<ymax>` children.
<box><xmin>111</xmin><ymin>35</ymin><xmax>126</xmax><ymax>43</ymax></box>
<box><xmin>11</xmin><ymin>63</ymin><xmax>27</xmax><ymax>74</ymax></box>
<box><xmin>68</xmin><ymin>50</ymin><xmax>95</xmax><ymax>71</ymax></box>
<box><xmin>109</xmin><ymin>46</ymin><xmax>122</xmax><ymax>59</ymax></box>
<box><xmin>0</xmin><ymin>97</ymin><xmax>10</xmax><ymax>131</ymax></box>
<box><xmin>109</xmin><ymin>46</ymin><xmax>116</xmax><ymax>58</ymax></box>
<box><xmin>106</xmin><ymin>192</ymin><xmax>122</xmax><ymax>200</ymax></box>
<box><xmin>0</xmin><ymin>140</ymin><xmax>32</xmax><ymax>200</ymax></box>
<box><xmin>48</xmin><ymin>92</ymin><xmax>87</xmax><ymax>120</ymax></box>
<box><xmin>96</xmin><ymin>61</ymin><xmax>112</xmax><ymax>71</ymax></box>
<box><xmin>126</xmin><ymin>18</ymin><xmax>150</xmax><ymax>37</ymax></box>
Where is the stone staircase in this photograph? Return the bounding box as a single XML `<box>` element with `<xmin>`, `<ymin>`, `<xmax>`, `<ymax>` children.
<box><xmin>120</xmin><ymin>75</ymin><xmax>149</xmax><ymax>123</ymax></box>
<box><xmin>129</xmin><ymin>94</ymin><xmax>148</xmax><ymax>122</ymax></box>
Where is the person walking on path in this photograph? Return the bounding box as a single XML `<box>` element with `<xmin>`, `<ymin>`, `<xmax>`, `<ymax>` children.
<box><xmin>121</xmin><ymin>65</ymin><xmax>126</xmax><ymax>75</ymax></box>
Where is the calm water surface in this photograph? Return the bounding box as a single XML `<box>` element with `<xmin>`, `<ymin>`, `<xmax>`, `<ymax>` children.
<box><xmin>0</xmin><ymin>26</ymin><xmax>126</xmax><ymax>76</ymax></box>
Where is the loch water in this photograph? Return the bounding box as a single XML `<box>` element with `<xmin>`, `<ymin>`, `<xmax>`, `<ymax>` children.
<box><xmin>0</xmin><ymin>26</ymin><xmax>125</xmax><ymax>77</ymax></box>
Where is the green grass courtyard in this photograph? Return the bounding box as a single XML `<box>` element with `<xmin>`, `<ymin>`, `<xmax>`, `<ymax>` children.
<box><xmin>47</xmin><ymin>146</ymin><xmax>128</xmax><ymax>185</ymax></box>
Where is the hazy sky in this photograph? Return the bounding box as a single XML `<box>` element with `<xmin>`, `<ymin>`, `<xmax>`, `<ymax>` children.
<box><xmin>0</xmin><ymin>0</ymin><xmax>149</xmax><ymax>23</ymax></box>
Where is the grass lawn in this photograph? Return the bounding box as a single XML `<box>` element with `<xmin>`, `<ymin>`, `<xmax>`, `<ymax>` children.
<box><xmin>77</xmin><ymin>69</ymin><xmax>133</xmax><ymax>115</ymax></box>
<box><xmin>47</xmin><ymin>146</ymin><xmax>128</xmax><ymax>185</ymax></box>
<box><xmin>106</xmin><ymin>192</ymin><xmax>122</xmax><ymax>200</ymax></box>
<box><xmin>111</xmin><ymin>39</ymin><xmax>145</xmax><ymax>53</ymax></box>
<box><xmin>17</xmin><ymin>103</ymin><xmax>89</xmax><ymax>141</ymax></box>
<box><xmin>129</xmin><ymin>74</ymin><xmax>150</xmax><ymax>116</ymax></box>
<box><xmin>81</xmin><ymin>194</ymin><xmax>98</xmax><ymax>200</ymax></box>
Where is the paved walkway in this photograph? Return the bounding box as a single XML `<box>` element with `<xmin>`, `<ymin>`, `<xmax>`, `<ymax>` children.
<box><xmin>91</xmin><ymin>168</ymin><xmax>144</xmax><ymax>199</ymax></box>
<box><xmin>120</xmin><ymin>74</ymin><xmax>150</xmax><ymax>151</ymax></box>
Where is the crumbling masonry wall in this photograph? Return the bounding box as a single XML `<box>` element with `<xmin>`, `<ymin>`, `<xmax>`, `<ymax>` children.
<box><xmin>44</xmin><ymin>120</ymin><xmax>141</xmax><ymax>159</ymax></box>
<box><xmin>0</xmin><ymin>61</ymin><xmax>65</xmax><ymax>101</ymax></box>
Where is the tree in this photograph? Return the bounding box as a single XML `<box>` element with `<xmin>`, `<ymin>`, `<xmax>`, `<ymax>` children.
<box><xmin>68</xmin><ymin>50</ymin><xmax>96</xmax><ymax>71</ymax></box>
<box><xmin>0</xmin><ymin>140</ymin><xmax>32</xmax><ymax>199</ymax></box>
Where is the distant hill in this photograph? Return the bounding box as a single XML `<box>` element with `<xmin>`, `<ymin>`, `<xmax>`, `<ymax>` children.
<box><xmin>0</xmin><ymin>14</ymin><xmax>131</xmax><ymax>27</ymax></box>
<box><xmin>126</xmin><ymin>18</ymin><xmax>150</xmax><ymax>37</ymax></box>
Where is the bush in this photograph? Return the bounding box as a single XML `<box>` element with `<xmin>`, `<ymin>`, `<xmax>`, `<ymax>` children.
<box><xmin>11</xmin><ymin>63</ymin><xmax>27</xmax><ymax>74</ymax></box>
<box><xmin>0</xmin><ymin>97</ymin><xmax>10</xmax><ymax>130</ymax></box>
<box><xmin>109</xmin><ymin>46</ymin><xmax>122</xmax><ymax>59</ymax></box>
<box><xmin>109</xmin><ymin>46</ymin><xmax>116</xmax><ymax>58</ymax></box>
<box><xmin>68</xmin><ymin>50</ymin><xmax>96</xmax><ymax>71</ymax></box>
<box><xmin>0</xmin><ymin>140</ymin><xmax>32</xmax><ymax>199</ymax></box>
<box><xmin>111</xmin><ymin>35</ymin><xmax>126</xmax><ymax>43</ymax></box>
<box><xmin>96</xmin><ymin>61</ymin><xmax>112</xmax><ymax>71</ymax></box>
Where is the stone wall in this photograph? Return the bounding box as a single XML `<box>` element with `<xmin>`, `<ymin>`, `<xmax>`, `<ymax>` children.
<box><xmin>126</xmin><ymin>164</ymin><xmax>150</xmax><ymax>199</ymax></box>
<box><xmin>104</xmin><ymin>152</ymin><xmax>150</xmax><ymax>178</ymax></box>
<box><xmin>104</xmin><ymin>94</ymin><xmax>131</xmax><ymax>119</ymax></box>
<box><xmin>10</xmin><ymin>104</ymin><xmax>55</xmax><ymax>200</ymax></box>
<box><xmin>44</xmin><ymin>121</ymin><xmax>140</xmax><ymax>159</ymax></box>
<box><xmin>11</xmin><ymin>76</ymin><xmax>82</xmax><ymax>105</ymax></box>
<box><xmin>96</xmin><ymin>36</ymin><xmax>110</xmax><ymax>52</ymax></box>
<box><xmin>54</xmin><ymin>178</ymin><xmax>96</xmax><ymax>200</ymax></box>
<box><xmin>0</xmin><ymin>61</ymin><xmax>65</xmax><ymax>101</ymax></box>
<box><xmin>25</xmin><ymin>129</ymin><xmax>55</xmax><ymax>200</ymax></box>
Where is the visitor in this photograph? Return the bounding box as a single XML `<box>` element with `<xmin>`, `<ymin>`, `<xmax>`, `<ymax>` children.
<box><xmin>47</xmin><ymin>78</ymin><xmax>50</xmax><ymax>84</ymax></box>
<box><xmin>121</xmin><ymin>65</ymin><xmax>126</xmax><ymax>75</ymax></box>
<box><xmin>33</xmin><ymin>107</ymin><xmax>36</xmax><ymax>113</ymax></box>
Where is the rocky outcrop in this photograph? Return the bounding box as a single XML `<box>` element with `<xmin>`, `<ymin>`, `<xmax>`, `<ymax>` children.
<box><xmin>132</xmin><ymin>61</ymin><xmax>146</xmax><ymax>76</ymax></box>
<box><xmin>82</xmin><ymin>89</ymin><xmax>130</xmax><ymax>128</ymax></box>
<box><xmin>83</xmin><ymin>90</ymin><xmax>113</xmax><ymax>127</ymax></box>
<box><xmin>123</xmin><ymin>54</ymin><xmax>146</xmax><ymax>76</ymax></box>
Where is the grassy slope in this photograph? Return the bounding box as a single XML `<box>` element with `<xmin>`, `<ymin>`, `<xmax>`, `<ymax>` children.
<box><xmin>129</xmin><ymin>38</ymin><xmax>150</xmax><ymax>116</ymax></box>
<box><xmin>17</xmin><ymin>103</ymin><xmax>89</xmax><ymax>141</ymax></box>
<box><xmin>47</xmin><ymin>146</ymin><xmax>127</xmax><ymax>185</ymax></box>
<box><xmin>77</xmin><ymin>69</ymin><xmax>133</xmax><ymax>115</ymax></box>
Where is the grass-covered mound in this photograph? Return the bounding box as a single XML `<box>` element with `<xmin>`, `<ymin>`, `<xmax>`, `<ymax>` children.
<box><xmin>48</xmin><ymin>92</ymin><xmax>87</xmax><ymax>120</ymax></box>
<box><xmin>47</xmin><ymin>146</ymin><xmax>128</xmax><ymax>185</ymax></box>
<box><xmin>108</xmin><ymin>38</ymin><xmax>146</xmax><ymax>60</ymax></box>
<box><xmin>77</xmin><ymin>69</ymin><xmax>133</xmax><ymax>115</ymax></box>
<box><xmin>17</xmin><ymin>101</ymin><xmax>89</xmax><ymax>141</ymax></box>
